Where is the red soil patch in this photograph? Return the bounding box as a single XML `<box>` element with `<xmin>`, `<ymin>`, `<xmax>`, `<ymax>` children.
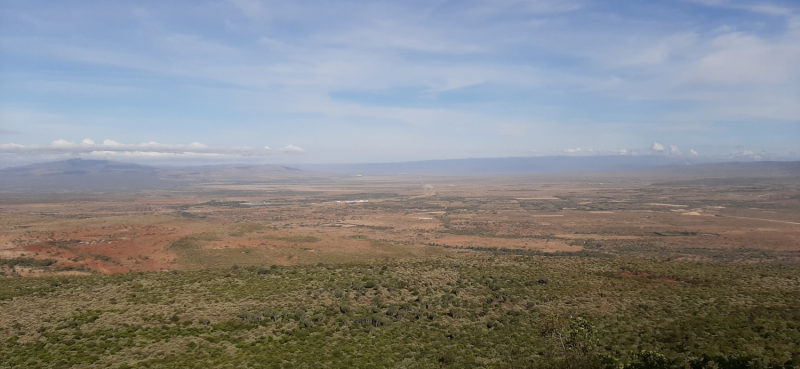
<box><xmin>21</xmin><ymin>244</ymin><xmax>50</xmax><ymax>252</ymax></box>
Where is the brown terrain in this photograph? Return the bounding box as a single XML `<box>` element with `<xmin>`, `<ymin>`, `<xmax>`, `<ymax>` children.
<box><xmin>2</xmin><ymin>171</ymin><xmax>799</xmax><ymax>277</ymax></box>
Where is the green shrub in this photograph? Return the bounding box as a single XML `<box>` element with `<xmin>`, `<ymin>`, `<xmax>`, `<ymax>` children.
<box><xmin>0</xmin><ymin>257</ymin><xmax>56</xmax><ymax>267</ymax></box>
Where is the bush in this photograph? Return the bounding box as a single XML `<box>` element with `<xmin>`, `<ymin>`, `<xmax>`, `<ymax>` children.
<box><xmin>0</xmin><ymin>257</ymin><xmax>56</xmax><ymax>267</ymax></box>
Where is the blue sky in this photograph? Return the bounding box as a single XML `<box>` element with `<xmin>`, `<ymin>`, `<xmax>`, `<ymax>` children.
<box><xmin>1</xmin><ymin>0</ymin><xmax>798</xmax><ymax>165</ymax></box>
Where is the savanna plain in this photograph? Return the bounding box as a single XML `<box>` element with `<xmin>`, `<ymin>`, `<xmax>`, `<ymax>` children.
<box><xmin>2</xmin><ymin>172</ymin><xmax>800</xmax><ymax>368</ymax></box>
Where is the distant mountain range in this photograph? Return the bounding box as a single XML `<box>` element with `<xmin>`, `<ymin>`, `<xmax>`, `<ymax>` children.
<box><xmin>1</xmin><ymin>157</ymin><xmax>798</xmax><ymax>191</ymax></box>
<box><xmin>293</xmin><ymin>156</ymin><xmax>800</xmax><ymax>176</ymax></box>
<box><xmin>0</xmin><ymin>159</ymin><xmax>162</xmax><ymax>190</ymax></box>
<box><xmin>1</xmin><ymin>158</ymin><xmax>156</xmax><ymax>174</ymax></box>
<box><xmin>0</xmin><ymin>159</ymin><xmax>303</xmax><ymax>190</ymax></box>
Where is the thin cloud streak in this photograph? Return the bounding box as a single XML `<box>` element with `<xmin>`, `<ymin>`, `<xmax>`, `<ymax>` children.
<box><xmin>0</xmin><ymin>140</ymin><xmax>305</xmax><ymax>156</ymax></box>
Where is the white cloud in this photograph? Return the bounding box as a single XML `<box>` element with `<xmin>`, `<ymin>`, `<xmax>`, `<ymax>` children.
<box><xmin>0</xmin><ymin>139</ymin><xmax>306</xmax><ymax>158</ymax></box>
<box><xmin>327</xmin><ymin>24</ymin><xmax>486</xmax><ymax>55</ymax></box>
<box><xmin>670</xmin><ymin>145</ymin><xmax>681</xmax><ymax>155</ymax></box>
<box><xmin>2</xmin><ymin>0</ymin><xmax>798</xmax><ymax>163</ymax></box>
<box><xmin>496</xmin><ymin>123</ymin><xmax>527</xmax><ymax>136</ymax></box>
<box><xmin>87</xmin><ymin>151</ymin><xmax>225</xmax><ymax>159</ymax></box>
<box><xmin>560</xmin><ymin>147</ymin><xmax>633</xmax><ymax>155</ymax></box>
<box><xmin>279</xmin><ymin>144</ymin><xmax>305</xmax><ymax>153</ymax></box>
<box><xmin>228</xmin><ymin>0</ymin><xmax>264</xmax><ymax>19</ymax></box>
<box><xmin>690</xmin><ymin>0</ymin><xmax>796</xmax><ymax>18</ymax></box>
<box><xmin>713</xmin><ymin>25</ymin><xmax>733</xmax><ymax>33</ymax></box>
<box><xmin>460</xmin><ymin>0</ymin><xmax>583</xmax><ymax>19</ymax></box>
<box><xmin>613</xmin><ymin>32</ymin><xmax>699</xmax><ymax>67</ymax></box>
<box><xmin>728</xmin><ymin>149</ymin><xmax>771</xmax><ymax>160</ymax></box>
<box><xmin>651</xmin><ymin>142</ymin><xmax>665</xmax><ymax>152</ymax></box>
<box><xmin>690</xmin><ymin>149</ymin><xmax>698</xmax><ymax>155</ymax></box>
<box><xmin>687</xmin><ymin>32</ymin><xmax>800</xmax><ymax>84</ymax></box>
<box><xmin>51</xmin><ymin>139</ymin><xmax>76</xmax><ymax>148</ymax></box>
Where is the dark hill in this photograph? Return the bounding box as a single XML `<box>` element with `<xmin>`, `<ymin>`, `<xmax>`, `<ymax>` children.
<box><xmin>1</xmin><ymin>158</ymin><xmax>154</xmax><ymax>173</ymax></box>
<box><xmin>0</xmin><ymin>159</ymin><xmax>163</xmax><ymax>190</ymax></box>
<box><xmin>293</xmin><ymin>156</ymin><xmax>800</xmax><ymax>178</ymax></box>
<box><xmin>293</xmin><ymin>155</ymin><xmax>702</xmax><ymax>175</ymax></box>
<box><xmin>649</xmin><ymin>161</ymin><xmax>800</xmax><ymax>185</ymax></box>
<box><xmin>0</xmin><ymin>159</ymin><xmax>306</xmax><ymax>191</ymax></box>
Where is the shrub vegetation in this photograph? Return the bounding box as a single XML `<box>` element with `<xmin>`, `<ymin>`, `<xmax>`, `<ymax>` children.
<box><xmin>1</xmin><ymin>255</ymin><xmax>798</xmax><ymax>368</ymax></box>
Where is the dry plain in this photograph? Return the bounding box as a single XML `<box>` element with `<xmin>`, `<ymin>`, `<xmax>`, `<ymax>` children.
<box><xmin>2</xmin><ymin>170</ymin><xmax>800</xmax><ymax>368</ymax></box>
<box><xmin>2</xmin><ymin>172</ymin><xmax>799</xmax><ymax>276</ymax></box>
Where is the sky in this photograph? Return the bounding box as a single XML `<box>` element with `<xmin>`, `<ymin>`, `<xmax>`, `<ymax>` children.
<box><xmin>1</xmin><ymin>0</ymin><xmax>799</xmax><ymax>166</ymax></box>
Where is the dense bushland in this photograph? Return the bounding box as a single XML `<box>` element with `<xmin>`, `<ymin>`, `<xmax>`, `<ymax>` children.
<box><xmin>1</xmin><ymin>255</ymin><xmax>798</xmax><ymax>368</ymax></box>
<box><xmin>0</xmin><ymin>257</ymin><xmax>57</xmax><ymax>268</ymax></box>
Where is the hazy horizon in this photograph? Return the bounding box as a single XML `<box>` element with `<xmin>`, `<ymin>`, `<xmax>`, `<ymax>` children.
<box><xmin>2</xmin><ymin>0</ymin><xmax>799</xmax><ymax>166</ymax></box>
<box><xmin>3</xmin><ymin>153</ymin><xmax>800</xmax><ymax>171</ymax></box>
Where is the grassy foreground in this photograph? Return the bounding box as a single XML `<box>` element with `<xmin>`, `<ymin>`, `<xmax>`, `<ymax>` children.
<box><xmin>1</xmin><ymin>255</ymin><xmax>799</xmax><ymax>368</ymax></box>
